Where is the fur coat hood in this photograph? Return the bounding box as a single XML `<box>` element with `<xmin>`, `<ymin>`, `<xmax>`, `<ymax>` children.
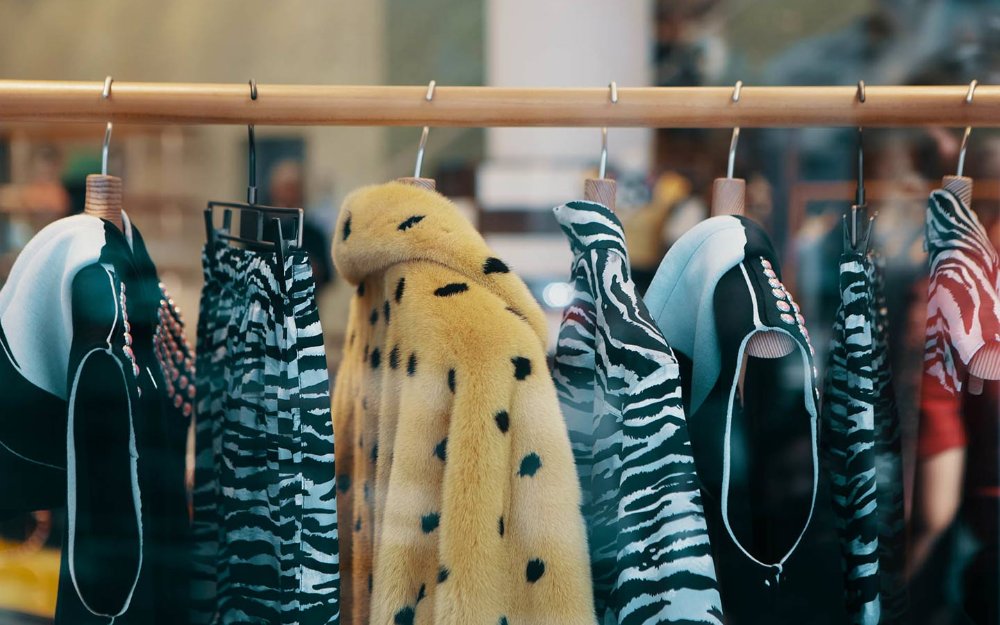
<box><xmin>331</xmin><ymin>182</ymin><xmax>596</xmax><ymax>625</ymax></box>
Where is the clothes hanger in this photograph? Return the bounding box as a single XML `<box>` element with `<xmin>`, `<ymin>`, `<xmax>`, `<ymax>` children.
<box><xmin>710</xmin><ymin>81</ymin><xmax>794</xmax><ymax>359</ymax></box>
<box><xmin>204</xmin><ymin>79</ymin><xmax>304</xmax><ymax>292</ymax></box>
<box><xmin>84</xmin><ymin>76</ymin><xmax>125</xmax><ymax>231</ymax></box>
<box><xmin>711</xmin><ymin>80</ymin><xmax>746</xmax><ymax>217</ymax></box>
<box><xmin>396</xmin><ymin>80</ymin><xmax>437</xmax><ymax>190</ymax></box>
<box><xmin>941</xmin><ymin>79</ymin><xmax>977</xmax><ymax>207</ymax></box>
<box><xmin>843</xmin><ymin>81</ymin><xmax>876</xmax><ymax>255</ymax></box>
<box><xmin>583</xmin><ymin>82</ymin><xmax>618</xmax><ymax>210</ymax></box>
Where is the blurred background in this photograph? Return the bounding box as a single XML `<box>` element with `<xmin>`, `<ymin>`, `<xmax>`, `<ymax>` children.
<box><xmin>0</xmin><ymin>0</ymin><xmax>998</xmax><ymax>623</ymax></box>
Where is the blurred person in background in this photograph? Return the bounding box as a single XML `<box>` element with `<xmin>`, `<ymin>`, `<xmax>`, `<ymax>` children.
<box><xmin>268</xmin><ymin>159</ymin><xmax>334</xmax><ymax>289</ymax></box>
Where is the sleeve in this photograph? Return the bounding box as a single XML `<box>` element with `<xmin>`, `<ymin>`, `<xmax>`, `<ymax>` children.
<box><xmin>917</xmin><ymin>367</ymin><xmax>967</xmax><ymax>459</ymax></box>
<box><xmin>64</xmin><ymin>264</ymin><xmax>143</xmax><ymax>618</ymax></box>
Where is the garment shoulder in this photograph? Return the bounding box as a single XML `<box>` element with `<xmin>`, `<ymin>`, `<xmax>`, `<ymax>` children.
<box><xmin>71</xmin><ymin>264</ymin><xmax>119</xmax><ymax>334</ymax></box>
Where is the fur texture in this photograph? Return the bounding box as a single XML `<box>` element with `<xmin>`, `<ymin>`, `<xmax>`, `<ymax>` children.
<box><xmin>331</xmin><ymin>182</ymin><xmax>596</xmax><ymax>625</ymax></box>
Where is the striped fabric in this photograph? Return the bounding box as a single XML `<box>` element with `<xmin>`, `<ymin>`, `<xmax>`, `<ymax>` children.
<box><xmin>552</xmin><ymin>201</ymin><xmax>724</xmax><ymax>625</ymax></box>
<box><xmin>822</xmin><ymin>251</ymin><xmax>881</xmax><ymax>625</ymax></box>
<box><xmin>924</xmin><ymin>189</ymin><xmax>1000</xmax><ymax>394</ymax></box>
<box><xmin>823</xmin><ymin>244</ymin><xmax>907</xmax><ymax>625</ymax></box>
<box><xmin>191</xmin><ymin>244</ymin><xmax>340</xmax><ymax>625</ymax></box>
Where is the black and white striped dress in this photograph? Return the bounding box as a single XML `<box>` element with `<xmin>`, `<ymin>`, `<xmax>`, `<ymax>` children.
<box><xmin>552</xmin><ymin>201</ymin><xmax>724</xmax><ymax>625</ymax></box>
<box><xmin>191</xmin><ymin>244</ymin><xmax>340</xmax><ymax>625</ymax></box>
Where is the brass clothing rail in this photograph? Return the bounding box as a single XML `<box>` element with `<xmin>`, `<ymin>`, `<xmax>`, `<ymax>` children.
<box><xmin>0</xmin><ymin>80</ymin><xmax>997</xmax><ymax>127</ymax></box>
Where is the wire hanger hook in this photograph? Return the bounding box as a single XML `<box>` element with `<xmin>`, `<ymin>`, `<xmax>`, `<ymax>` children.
<box><xmin>102</xmin><ymin>76</ymin><xmax>113</xmax><ymax>176</ymax></box>
<box><xmin>599</xmin><ymin>81</ymin><xmax>618</xmax><ymax>179</ymax></box>
<box><xmin>727</xmin><ymin>80</ymin><xmax>743</xmax><ymax>179</ymax></box>
<box><xmin>957</xmin><ymin>79</ymin><xmax>977</xmax><ymax>177</ymax></box>
<box><xmin>247</xmin><ymin>79</ymin><xmax>258</xmax><ymax>204</ymax></box>
<box><xmin>414</xmin><ymin>80</ymin><xmax>436</xmax><ymax>178</ymax></box>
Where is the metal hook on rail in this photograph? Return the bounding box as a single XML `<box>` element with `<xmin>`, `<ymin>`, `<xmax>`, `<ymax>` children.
<box><xmin>248</xmin><ymin>79</ymin><xmax>258</xmax><ymax>204</ymax></box>
<box><xmin>847</xmin><ymin>80</ymin><xmax>874</xmax><ymax>252</ymax></box>
<box><xmin>599</xmin><ymin>81</ymin><xmax>618</xmax><ymax>180</ymax></box>
<box><xmin>727</xmin><ymin>80</ymin><xmax>743</xmax><ymax>179</ymax></box>
<box><xmin>414</xmin><ymin>80</ymin><xmax>436</xmax><ymax>179</ymax></box>
<box><xmin>101</xmin><ymin>76</ymin><xmax>113</xmax><ymax>176</ymax></box>
<box><xmin>957</xmin><ymin>79</ymin><xmax>978</xmax><ymax>177</ymax></box>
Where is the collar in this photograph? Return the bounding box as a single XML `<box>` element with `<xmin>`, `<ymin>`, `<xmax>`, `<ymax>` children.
<box><xmin>333</xmin><ymin>182</ymin><xmax>548</xmax><ymax>345</ymax></box>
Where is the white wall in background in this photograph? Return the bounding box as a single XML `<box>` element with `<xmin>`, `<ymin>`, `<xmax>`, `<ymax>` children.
<box><xmin>482</xmin><ymin>0</ymin><xmax>653</xmax><ymax>209</ymax></box>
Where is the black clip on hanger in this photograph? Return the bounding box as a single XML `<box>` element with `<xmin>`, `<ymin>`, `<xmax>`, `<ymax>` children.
<box><xmin>844</xmin><ymin>81</ymin><xmax>876</xmax><ymax>254</ymax></box>
<box><xmin>204</xmin><ymin>79</ymin><xmax>305</xmax><ymax>294</ymax></box>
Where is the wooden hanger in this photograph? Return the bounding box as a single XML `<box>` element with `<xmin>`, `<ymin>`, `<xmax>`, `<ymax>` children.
<box><xmin>84</xmin><ymin>77</ymin><xmax>123</xmax><ymax>231</ymax></box>
<box><xmin>712</xmin><ymin>81</ymin><xmax>794</xmax><ymax>359</ymax></box>
<box><xmin>584</xmin><ymin>82</ymin><xmax>618</xmax><ymax>210</ymax></box>
<box><xmin>397</xmin><ymin>80</ymin><xmax>437</xmax><ymax>191</ymax></box>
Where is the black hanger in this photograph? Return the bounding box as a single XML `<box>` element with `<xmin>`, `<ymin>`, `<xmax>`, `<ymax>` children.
<box><xmin>205</xmin><ymin>79</ymin><xmax>305</xmax><ymax>293</ymax></box>
<box><xmin>844</xmin><ymin>81</ymin><xmax>875</xmax><ymax>254</ymax></box>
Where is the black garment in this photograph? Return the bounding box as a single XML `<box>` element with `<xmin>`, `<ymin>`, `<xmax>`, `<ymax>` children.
<box><xmin>0</xmin><ymin>215</ymin><xmax>191</xmax><ymax>624</ymax></box>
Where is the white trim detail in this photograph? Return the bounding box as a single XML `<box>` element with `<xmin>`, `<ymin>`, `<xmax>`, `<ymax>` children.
<box><xmin>66</xmin><ymin>347</ymin><xmax>143</xmax><ymax>619</ymax></box>
<box><xmin>718</xmin><ymin>264</ymin><xmax>820</xmax><ymax>579</ymax></box>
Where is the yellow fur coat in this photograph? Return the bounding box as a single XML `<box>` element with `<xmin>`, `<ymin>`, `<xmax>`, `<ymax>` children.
<box><xmin>331</xmin><ymin>182</ymin><xmax>596</xmax><ymax>625</ymax></box>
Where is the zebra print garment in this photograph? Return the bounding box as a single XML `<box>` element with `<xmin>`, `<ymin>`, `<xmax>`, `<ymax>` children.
<box><xmin>552</xmin><ymin>201</ymin><xmax>724</xmax><ymax>625</ymax></box>
<box><xmin>823</xmin><ymin>245</ymin><xmax>908</xmax><ymax>625</ymax></box>
<box><xmin>924</xmin><ymin>189</ymin><xmax>1000</xmax><ymax>394</ymax></box>
<box><xmin>192</xmin><ymin>244</ymin><xmax>340</xmax><ymax>625</ymax></box>
<box><xmin>822</xmin><ymin>251</ymin><xmax>881</xmax><ymax>625</ymax></box>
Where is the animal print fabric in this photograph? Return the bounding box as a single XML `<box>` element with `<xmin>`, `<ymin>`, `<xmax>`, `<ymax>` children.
<box><xmin>552</xmin><ymin>201</ymin><xmax>724</xmax><ymax>625</ymax></box>
<box><xmin>191</xmin><ymin>244</ymin><xmax>340</xmax><ymax>625</ymax></box>
<box><xmin>822</xmin><ymin>252</ymin><xmax>881</xmax><ymax>625</ymax></box>
<box><xmin>822</xmin><ymin>245</ymin><xmax>907</xmax><ymax>625</ymax></box>
<box><xmin>924</xmin><ymin>189</ymin><xmax>1000</xmax><ymax>394</ymax></box>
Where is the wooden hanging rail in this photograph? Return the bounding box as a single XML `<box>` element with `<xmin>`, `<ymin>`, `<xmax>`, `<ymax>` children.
<box><xmin>0</xmin><ymin>80</ymin><xmax>997</xmax><ymax>127</ymax></box>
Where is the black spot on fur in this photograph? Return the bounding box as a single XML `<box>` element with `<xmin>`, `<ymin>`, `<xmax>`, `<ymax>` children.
<box><xmin>526</xmin><ymin>559</ymin><xmax>545</xmax><ymax>583</ymax></box>
<box><xmin>368</xmin><ymin>574</ymin><xmax>373</xmax><ymax>592</ymax></box>
<box><xmin>434</xmin><ymin>283</ymin><xmax>469</xmax><ymax>297</ymax></box>
<box><xmin>370</xmin><ymin>347</ymin><xmax>381</xmax><ymax>369</ymax></box>
<box><xmin>407</xmin><ymin>353</ymin><xmax>417</xmax><ymax>376</ymax></box>
<box><xmin>519</xmin><ymin>453</ymin><xmax>541</xmax><ymax>477</ymax></box>
<box><xmin>438</xmin><ymin>567</ymin><xmax>450</xmax><ymax>583</ymax></box>
<box><xmin>421</xmin><ymin>513</ymin><xmax>440</xmax><ymax>533</ymax></box>
<box><xmin>370</xmin><ymin>308</ymin><xmax>379</xmax><ymax>325</ymax></box>
<box><xmin>483</xmin><ymin>257</ymin><xmax>510</xmax><ymax>274</ymax></box>
<box><xmin>371</xmin><ymin>444</ymin><xmax>379</xmax><ymax>463</ymax></box>
<box><xmin>356</xmin><ymin>282</ymin><xmax>365</xmax><ymax>296</ymax></box>
<box><xmin>499</xmin><ymin>618</ymin><xmax>509</xmax><ymax>625</ymax></box>
<box><xmin>390</xmin><ymin>346</ymin><xmax>400</xmax><ymax>370</ymax></box>
<box><xmin>495</xmin><ymin>410</ymin><xmax>510</xmax><ymax>433</ymax></box>
<box><xmin>498</xmin><ymin>516</ymin><xmax>505</xmax><ymax>537</ymax></box>
<box><xmin>512</xmin><ymin>357</ymin><xmax>532</xmax><ymax>380</ymax></box>
<box><xmin>337</xmin><ymin>474</ymin><xmax>351</xmax><ymax>493</ymax></box>
<box><xmin>447</xmin><ymin>369</ymin><xmax>455</xmax><ymax>393</ymax></box>
<box><xmin>417</xmin><ymin>584</ymin><xmax>426</xmax><ymax>603</ymax></box>
<box><xmin>505</xmin><ymin>306</ymin><xmax>528</xmax><ymax>321</ymax></box>
<box><xmin>364</xmin><ymin>481</ymin><xmax>371</xmax><ymax>502</ymax></box>
<box><xmin>398</xmin><ymin>215</ymin><xmax>426</xmax><ymax>231</ymax></box>
<box><xmin>434</xmin><ymin>438</ymin><xmax>447</xmax><ymax>462</ymax></box>
<box><xmin>383</xmin><ymin>300</ymin><xmax>391</xmax><ymax>324</ymax></box>
<box><xmin>355</xmin><ymin>517</ymin><xmax>362</xmax><ymax>531</ymax></box>
<box><xmin>342</xmin><ymin>214</ymin><xmax>352</xmax><ymax>241</ymax></box>
<box><xmin>395</xmin><ymin>277</ymin><xmax>406</xmax><ymax>302</ymax></box>
<box><xmin>394</xmin><ymin>607</ymin><xmax>414</xmax><ymax>625</ymax></box>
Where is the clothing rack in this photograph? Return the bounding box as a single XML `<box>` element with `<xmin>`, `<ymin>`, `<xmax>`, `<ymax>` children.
<box><xmin>0</xmin><ymin>80</ymin><xmax>997</xmax><ymax>127</ymax></box>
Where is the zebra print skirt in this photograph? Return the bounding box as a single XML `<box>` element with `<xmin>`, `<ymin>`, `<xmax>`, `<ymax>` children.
<box><xmin>191</xmin><ymin>244</ymin><xmax>341</xmax><ymax>625</ymax></box>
